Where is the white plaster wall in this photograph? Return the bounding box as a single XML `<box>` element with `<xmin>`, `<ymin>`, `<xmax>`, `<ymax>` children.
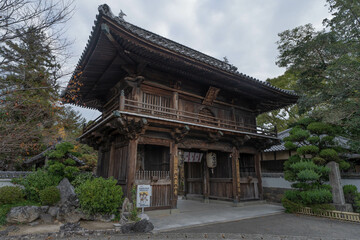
<box><xmin>262</xmin><ymin>177</ymin><xmax>292</xmax><ymax>189</ymax></box>
<box><xmin>0</xmin><ymin>179</ymin><xmax>17</xmax><ymax>188</ymax></box>
<box><xmin>263</xmin><ymin>177</ymin><xmax>360</xmax><ymax>192</ymax></box>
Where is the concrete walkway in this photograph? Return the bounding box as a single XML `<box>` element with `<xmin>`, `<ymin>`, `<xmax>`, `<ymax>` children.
<box><xmin>148</xmin><ymin>199</ymin><xmax>284</xmax><ymax>232</ymax></box>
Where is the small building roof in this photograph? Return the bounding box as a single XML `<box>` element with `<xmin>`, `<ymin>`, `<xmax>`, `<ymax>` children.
<box><xmin>24</xmin><ymin>143</ymin><xmax>85</xmax><ymax>166</ymax></box>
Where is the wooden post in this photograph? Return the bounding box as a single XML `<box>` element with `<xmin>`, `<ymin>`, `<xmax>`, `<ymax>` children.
<box><xmin>172</xmin><ymin>92</ymin><xmax>179</xmax><ymax>118</ymax></box>
<box><xmin>126</xmin><ymin>139</ymin><xmax>138</xmax><ymax>198</ymax></box>
<box><xmin>119</xmin><ymin>90</ymin><xmax>125</xmax><ymax>110</ymax></box>
<box><xmin>254</xmin><ymin>153</ymin><xmax>263</xmax><ymax>199</ymax></box>
<box><xmin>231</xmin><ymin>147</ymin><xmax>240</xmax><ymax>202</ymax></box>
<box><xmin>203</xmin><ymin>155</ymin><xmax>210</xmax><ymax>202</ymax></box>
<box><xmin>170</xmin><ymin>142</ymin><xmax>179</xmax><ymax>208</ymax></box>
<box><xmin>109</xmin><ymin>141</ymin><xmax>116</xmax><ymax>177</ymax></box>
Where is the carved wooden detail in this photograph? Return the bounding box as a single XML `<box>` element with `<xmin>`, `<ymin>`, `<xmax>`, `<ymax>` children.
<box><xmin>207</xmin><ymin>130</ymin><xmax>223</xmax><ymax>143</ymax></box>
<box><xmin>232</xmin><ymin>135</ymin><xmax>251</xmax><ymax>149</ymax></box>
<box><xmin>170</xmin><ymin>126</ymin><xmax>190</xmax><ymax>143</ymax></box>
<box><xmin>202</xmin><ymin>86</ymin><xmax>220</xmax><ymax>106</ymax></box>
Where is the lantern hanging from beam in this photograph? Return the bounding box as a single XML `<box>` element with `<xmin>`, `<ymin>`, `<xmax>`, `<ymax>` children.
<box><xmin>206</xmin><ymin>152</ymin><xmax>217</xmax><ymax>174</ymax></box>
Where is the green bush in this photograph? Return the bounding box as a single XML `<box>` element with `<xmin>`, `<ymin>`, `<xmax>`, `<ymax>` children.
<box><xmin>298</xmin><ymin>189</ymin><xmax>332</xmax><ymax>205</ymax></box>
<box><xmin>71</xmin><ymin>172</ymin><xmax>94</xmax><ymax>188</ymax></box>
<box><xmin>319</xmin><ymin>149</ymin><xmax>339</xmax><ymax>162</ymax></box>
<box><xmin>281</xmin><ymin>197</ymin><xmax>303</xmax><ymax>213</ymax></box>
<box><xmin>64</xmin><ymin>158</ymin><xmax>76</xmax><ymax>166</ymax></box>
<box><xmin>0</xmin><ymin>186</ymin><xmax>24</xmax><ymax>204</ymax></box>
<box><xmin>307</xmin><ymin>136</ymin><xmax>320</xmax><ymax>144</ymax></box>
<box><xmin>296</xmin><ymin>145</ymin><xmax>319</xmax><ymax>156</ymax></box>
<box><xmin>47</xmin><ymin>162</ymin><xmax>65</xmax><ymax>177</ymax></box>
<box><xmin>354</xmin><ymin>193</ymin><xmax>360</xmax><ymax>213</ymax></box>
<box><xmin>15</xmin><ymin>169</ymin><xmax>61</xmax><ymax>202</ymax></box>
<box><xmin>64</xmin><ymin>166</ymin><xmax>80</xmax><ymax>182</ymax></box>
<box><xmin>343</xmin><ymin>185</ymin><xmax>358</xmax><ymax>195</ymax></box>
<box><xmin>284</xmin><ymin>141</ymin><xmax>297</xmax><ymax>150</ymax></box>
<box><xmin>307</xmin><ymin>122</ymin><xmax>334</xmax><ymax>135</ymax></box>
<box><xmin>75</xmin><ymin>177</ymin><xmax>124</xmax><ymax>215</ymax></box>
<box><xmin>287</xmin><ymin>128</ymin><xmax>310</xmax><ymax>142</ymax></box>
<box><xmin>39</xmin><ymin>186</ymin><xmax>60</xmax><ymax>206</ymax></box>
<box><xmin>297</xmin><ymin>169</ymin><xmax>320</xmax><ymax>181</ymax></box>
<box><xmin>47</xmin><ymin>142</ymin><xmax>75</xmax><ymax>159</ymax></box>
<box><xmin>312</xmin><ymin>157</ymin><xmax>326</xmax><ymax>165</ymax></box>
<box><xmin>339</xmin><ymin>161</ymin><xmax>350</xmax><ymax>170</ymax></box>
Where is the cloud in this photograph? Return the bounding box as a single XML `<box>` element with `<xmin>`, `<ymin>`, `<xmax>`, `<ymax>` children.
<box><xmin>63</xmin><ymin>0</ymin><xmax>330</xmax><ymax>120</ymax></box>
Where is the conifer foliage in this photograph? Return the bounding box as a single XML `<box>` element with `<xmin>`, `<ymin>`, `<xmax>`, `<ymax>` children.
<box><xmin>282</xmin><ymin>118</ymin><xmax>349</xmax><ymax>212</ymax></box>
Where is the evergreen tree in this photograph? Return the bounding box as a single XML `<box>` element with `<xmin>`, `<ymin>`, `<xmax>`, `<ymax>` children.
<box><xmin>282</xmin><ymin>118</ymin><xmax>350</xmax><ymax>212</ymax></box>
<box><xmin>276</xmin><ymin>0</ymin><xmax>360</xmax><ymax>151</ymax></box>
<box><xmin>0</xmin><ymin>27</ymin><xmax>63</xmax><ymax>169</ymax></box>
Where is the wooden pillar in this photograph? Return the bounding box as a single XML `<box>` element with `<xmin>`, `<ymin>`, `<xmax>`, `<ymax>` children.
<box><xmin>203</xmin><ymin>156</ymin><xmax>210</xmax><ymax>201</ymax></box>
<box><xmin>254</xmin><ymin>153</ymin><xmax>263</xmax><ymax>199</ymax></box>
<box><xmin>172</xmin><ymin>92</ymin><xmax>179</xmax><ymax>118</ymax></box>
<box><xmin>108</xmin><ymin>141</ymin><xmax>116</xmax><ymax>177</ymax></box>
<box><xmin>96</xmin><ymin>146</ymin><xmax>104</xmax><ymax>177</ymax></box>
<box><xmin>232</xmin><ymin>147</ymin><xmax>240</xmax><ymax>202</ymax></box>
<box><xmin>126</xmin><ymin>139</ymin><xmax>138</xmax><ymax>198</ymax></box>
<box><xmin>170</xmin><ymin>142</ymin><xmax>179</xmax><ymax>208</ymax></box>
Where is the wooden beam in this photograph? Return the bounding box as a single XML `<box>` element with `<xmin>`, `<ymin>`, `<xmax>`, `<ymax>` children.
<box><xmin>202</xmin><ymin>86</ymin><xmax>220</xmax><ymax>106</ymax></box>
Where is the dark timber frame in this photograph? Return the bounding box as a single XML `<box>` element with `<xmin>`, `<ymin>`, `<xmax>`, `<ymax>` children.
<box><xmin>63</xmin><ymin>4</ymin><xmax>298</xmax><ymax>209</ymax></box>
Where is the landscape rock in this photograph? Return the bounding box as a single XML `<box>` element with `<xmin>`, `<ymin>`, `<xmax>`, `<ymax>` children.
<box><xmin>28</xmin><ymin>221</ymin><xmax>40</xmax><ymax>226</ymax></box>
<box><xmin>6</xmin><ymin>206</ymin><xmax>41</xmax><ymax>223</ymax></box>
<box><xmin>48</xmin><ymin>206</ymin><xmax>59</xmax><ymax>217</ymax></box>
<box><xmin>6</xmin><ymin>225</ymin><xmax>19</xmax><ymax>232</ymax></box>
<box><xmin>40</xmin><ymin>213</ymin><xmax>53</xmax><ymax>224</ymax></box>
<box><xmin>133</xmin><ymin>219</ymin><xmax>154</xmax><ymax>233</ymax></box>
<box><xmin>60</xmin><ymin>222</ymin><xmax>84</xmax><ymax>232</ymax></box>
<box><xmin>94</xmin><ymin>213</ymin><xmax>115</xmax><ymax>222</ymax></box>
<box><xmin>63</xmin><ymin>211</ymin><xmax>83</xmax><ymax>223</ymax></box>
<box><xmin>0</xmin><ymin>230</ymin><xmax>8</xmax><ymax>237</ymax></box>
<box><xmin>40</xmin><ymin>206</ymin><xmax>49</xmax><ymax>213</ymax></box>
<box><xmin>57</xmin><ymin>178</ymin><xmax>78</xmax><ymax>205</ymax></box>
<box><xmin>121</xmin><ymin>223</ymin><xmax>134</xmax><ymax>234</ymax></box>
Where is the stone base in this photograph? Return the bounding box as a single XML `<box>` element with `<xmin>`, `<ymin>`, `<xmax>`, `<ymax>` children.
<box><xmin>333</xmin><ymin>203</ymin><xmax>353</xmax><ymax>212</ymax></box>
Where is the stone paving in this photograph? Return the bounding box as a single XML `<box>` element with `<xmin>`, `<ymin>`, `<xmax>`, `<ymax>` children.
<box><xmin>149</xmin><ymin>199</ymin><xmax>284</xmax><ymax>232</ymax></box>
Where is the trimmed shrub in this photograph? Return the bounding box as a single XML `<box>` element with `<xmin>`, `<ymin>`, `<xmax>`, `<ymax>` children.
<box><xmin>287</xmin><ymin>128</ymin><xmax>310</xmax><ymax>142</ymax></box>
<box><xmin>296</xmin><ymin>145</ymin><xmax>319</xmax><ymax>156</ymax></box>
<box><xmin>64</xmin><ymin>166</ymin><xmax>80</xmax><ymax>182</ymax></box>
<box><xmin>354</xmin><ymin>194</ymin><xmax>360</xmax><ymax>213</ymax></box>
<box><xmin>64</xmin><ymin>158</ymin><xmax>76</xmax><ymax>166</ymax></box>
<box><xmin>298</xmin><ymin>189</ymin><xmax>332</xmax><ymax>205</ymax></box>
<box><xmin>39</xmin><ymin>186</ymin><xmax>60</xmax><ymax>206</ymax></box>
<box><xmin>307</xmin><ymin>136</ymin><xmax>320</xmax><ymax>144</ymax></box>
<box><xmin>319</xmin><ymin>149</ymin><xmax>339</xmax><ymax>162</ymax></box>
<box><xmin>284</xmin><ymin>141</ymin><xmax>297</xmax><ymax>150</ymax></box>
<box><xmin>76</xmin><ymin>177</ymin><xmax>124</xmax><ymax>215</ymax></box>
<box><xmin>15</xmin><ymin>169</ymin><xmax>61</xmax><ymax>202</ymax></box>
<box><xmin>0</xmin><ymin>186</ymin><xmax>24</xmax><ymax>204</ymax></box>
<box><xmin>307</xmin><ymin>122</ymin><xmax>334</xmax><ymax>135</ymax></box>
<box><xmin>282</xmin><ymin>197</ymin><xmax>303</xmax><ymax>213</ymax></box>
<box><xmin>297</xmin><ymin>169</ymin><xmax>320</xmax><ymax>182</ymax></box>
<box><xmin>71</xmin><ymin>172</ymin><xmax>94</xmax><ymax>188</ymax></box>
<box><xmin>343</xmin><ymin>185</ymin><xmax>358</xmax><ymax>204</ymax></box>
<box><xmin>47</xmin><ymin>162</ymin><xmax>65</xmax><ymax>177</ymax></box>
<box><xmin>312</xmin><ymin>157</ymin><xmax>326</xmax><ymax>165</ymax></box>
<box><xmin>339</xmin><ymin>161</ymin><xmax>350</xmax><ymax>170</ymax></box>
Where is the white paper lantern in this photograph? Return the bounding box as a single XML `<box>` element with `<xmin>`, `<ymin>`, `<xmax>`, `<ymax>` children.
<box><xmin>206</xmin><ymin>152</ymin><xmax>217</xmax><ymax>174</ymax></box>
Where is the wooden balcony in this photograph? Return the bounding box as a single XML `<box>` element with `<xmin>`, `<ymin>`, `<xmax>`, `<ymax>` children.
<box><xmin>83</xmin><ymin>97</ymin><xmax>277</xmax><ymax>138</ymax></box>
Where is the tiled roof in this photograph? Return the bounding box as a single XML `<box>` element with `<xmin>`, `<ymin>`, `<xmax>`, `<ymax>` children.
<box><xmin>95</xmin><ymin>4</ymin><xmax>297</xmax><ymax>97</ymax></box>
<box><xmin>263</xmin><ymin>129</ymin><xmax>291</xmax><ymax>152</ymax></box>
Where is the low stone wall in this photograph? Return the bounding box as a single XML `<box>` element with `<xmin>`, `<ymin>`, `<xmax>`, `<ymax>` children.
<box><xmin>263</xmin><ymin>187</ymin><xmax>287</xmax><ymax>203</ymax></box>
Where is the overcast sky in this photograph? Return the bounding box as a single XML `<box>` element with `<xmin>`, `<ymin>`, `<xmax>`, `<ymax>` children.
<box><xmin>63</xmin><ymin>0</ymin><xmax>331</xmax><ymax>120</ymax></box>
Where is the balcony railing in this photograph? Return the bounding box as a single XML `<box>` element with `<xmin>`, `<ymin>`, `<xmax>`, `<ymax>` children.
<box><xmin>83</xmin><ymin>96</ymin><xmax>277</xmax><ymax>137</ymax></box>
